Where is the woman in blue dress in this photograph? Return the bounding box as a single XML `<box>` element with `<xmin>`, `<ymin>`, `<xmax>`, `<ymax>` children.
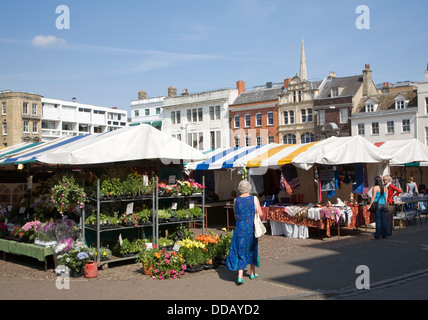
<box><xmin>226</xmin><ymin>180</ymin><xmax>262</xmax><ymax>285</ymax></box>
<box><xmin>368</xmin><ymin>176</ymin><xmax>388</xmax><ymax>239</ymax></box>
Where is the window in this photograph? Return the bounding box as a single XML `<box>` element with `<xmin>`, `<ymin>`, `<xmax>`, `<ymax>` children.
<box><xmin>331</xmin><ymin>88</ymin><xmax>339</xmax><ymax>97</ymax></box>
<box><xmin>301</xmin><ymin>132</ymin><xmax>314</xmax><ymax>144</ymax></box>
<box><xmin>426</xmin><ymin>127</ymin><xmax>428</xmax><ymax>145</ymax></box>
<box><xmin>283</xmin><ymin>134</ymin><xmax>296</xmax><ymax>144</ymax></box>
<box><xmin>245</xmin><ymin>114</ymin><xmax>251</xmax><ymax>127</ymax></box>
<box><xmin>371</xmin><ymin>122</ymin><xmax>379</xmax><ymax>135</ymax></box>
<box><xmin>2</xmin><ymin>123</ymin><xmax>6</xmax><ymax>135</ymax></box>
<box><xmin>365</xmin><ymin>104</ymin><xmax>375</xmax><ymax>113</ymax></box>
<box><xmin>209</xmin><ymin>106</ymin><xmax>220</xmax><ymax>120</ymax></box>
<box><xmin>23</xmin><ymin>102</ymin><xmax>29</xmax><ymax>114</ymax></box>
<box><xmin>192</xmin><ymin>109</ymin><xmax>197</xmax><ymax>122</ymax></box>
<box><xmin>358</xmin><ymin>123</ymin><xmax>365</xmax><ymax>136</ymax></box>
<box><xmin>32</xmin><ymin>104</ymin><xmax>38</xmax><ymax>115</ymax></box>
<box><xmin>145</xmin><ymin>109</ymin><xmax>150</xmax><ymax>116</ymax></box>
<box><xmin>234</xmin><ymin>136</ymin><xmax>240</xmax><ymax>147</ymax></box>
<box><xmin>426</xmin><ymin>98</ymin><xmax>428</xmax><ymax>114</ymax></box>
<box><xmin>172</xmin><ymin>133</ymin><xmax>181</xmax><ymax>141</ymax></box>
<box><xmin>256</xmin><ymin>136</ymin><xmax>262</xmax><ymax>146</ymax></box>
<box><xmin>1</xmin><ymin>103</ymin><xmax>6</xmax><ymax>115</ymax></box>
<box><xmin>256</xmin><ymin>113</ymin><xmax>262</xmax><ymax>126</ymax></box>
<box><xmin>268</xmin><ymin>135</ymin><xmax>274</xmax><ymax>144</ymax></box>
<box><xmin>267</xmin><ymin>112</ymin><xmax>273</xmax><ymax>126</ymax></box>
<box><xmin>387</xmin><ymin>121</ymin><xmax>394</xmax><ymax>134</ymax></box>
<box><xmin>23</xmin><ymin>121</ymin><xmax>29</xmax><ymax>133</ymax></box>
<box><xmin>318</xmin><ymin>110</ymin><xmax>325</xmax><ymax>125</ymax></box>
<box><xmin>32</xmin><ymin>122</ymin><xmax>38</xmax><ymax>133</ymax></box>
<box><xmin>134</xmin><ymin>110</ymin><xmax>139</xmax><ymax>117</ymax></box>
<box><xmin>215</xmin><ymin>106</ymin><xmax>220</xmax><ymax>120</ymax></box>
<box><xmin>301</xmin><ymin>109</ymin><xmax>313</xmax><ymax>123</ymax></box>
<box><xmin>298</xmin><ymin>91</ymin><xmax>302</xmax><ymax>102</ymax></box>
<box><xmin>210</xmin><ymin>131</ymin><xmax>221</xmax><ymax>150</ymax></box>
<box><xmin>340</xmin><ymin>108</ymin><xmax>348</xmax><ymax>124</ymax></box>
<box><xmin>234</xmin><ymin>115</ymin><xmax>240</xmax><ymax>128</ymax></box>
<box><xmin>187</xmin><ymin>132</ymin><xmax>203</xmax><ymax>150</ymax></box>
<box><xmin>245</xmin><ymin>135</ymin><xmax>251</xmax><ymax>146</ymax></box>
<box><xmin>293</xmin><ymin>91</ymin><xmax>297</xmax><ymax>103</ymax></box>
<box><xmin>402</xmin><ymin>119</ymin><xmax>410</xmax><ymax>132</ymax></box>
<box><xmin>289</xmin><ymin>111</ymin><xmax>295</xmax><ymax>124</ymax></box>
<box><xmin>283</xmin><ymin>111</ymin><xmax>288</xmax><ymax>125</ymax></box>
<box><xmin>156</xmin><ymin>108</ymin><xmax>161</xmax><ymax>115</ymax></box>
<box><xmin>199</xmin><ymin>108</ymin><xmax>203</xmax><ymax>122</ymax></box>
<box><xmin>171</xmin><ymin>111</ymin><xmax>181</xmax><ymax>124</ymax></box>
<box><xmin>395</xmin><ymin>100</ymin><xmax>406</xmax><ymax>110</ymax></box>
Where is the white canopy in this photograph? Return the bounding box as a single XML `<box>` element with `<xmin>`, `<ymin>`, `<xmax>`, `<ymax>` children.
<box><xmin>374</xmin><ymin>139</ymin><xmax>428</xmax><ymax>165</ymax></box>
<box><xmin>35</xmin><ymin>124</ymin><xmax>208</xmax><ymax>165</ymax></box>
<box><xmin>292</xmin><ymin>135</ymin><xmax>392</xmax><ymax>170</ymax></box>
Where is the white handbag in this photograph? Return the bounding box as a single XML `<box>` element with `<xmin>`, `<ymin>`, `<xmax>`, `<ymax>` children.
<box><xmin>254</xmin><ymin>199</ymin><xmax>266</xmax><ymax>238</ymax></box>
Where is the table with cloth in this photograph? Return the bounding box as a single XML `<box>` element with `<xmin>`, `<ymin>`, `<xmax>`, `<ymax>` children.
<box><xmin>0</xmin><ymin>238</ymin><xmax>55</xmax><ymax>271</ymax></box>
<box><xmin>266</xmin><ymin>203</ymin><xmax>374</xmax><ymax>238</ymax></box>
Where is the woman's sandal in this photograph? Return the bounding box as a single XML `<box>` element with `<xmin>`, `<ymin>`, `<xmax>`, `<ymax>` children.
<box><xmin>237</xmin><ymin>277</ymin><xmax>245</xmax><ymax>285</ymax></box>
<box><xmin>250</xmin><ymin>274</ymin><xmax>259</xmax><ymax>279</ymax></box>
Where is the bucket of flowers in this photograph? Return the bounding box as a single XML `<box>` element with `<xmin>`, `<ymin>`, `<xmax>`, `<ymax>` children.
<box><xmin>195</xmin><ymin>233</ymin><xmax>220</xmax><ymax>269</ymax></box>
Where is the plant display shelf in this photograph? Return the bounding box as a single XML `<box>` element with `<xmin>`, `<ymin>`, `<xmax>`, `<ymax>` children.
<box><xmin>82</xmin><ymin>179</ymin><xmax>156</xmax><ymax>268</ymax></box>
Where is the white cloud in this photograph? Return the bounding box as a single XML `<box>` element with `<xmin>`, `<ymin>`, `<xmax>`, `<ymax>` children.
<box><xmin>32</xmin><ymin>35</ymin><xmax>66</xmax><ymax>47</ymax></box>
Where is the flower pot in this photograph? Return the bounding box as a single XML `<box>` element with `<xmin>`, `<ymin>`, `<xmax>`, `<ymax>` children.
<box><xmin>142</xmin><ymin>263</ymin><xmax>154</xmax><ymax>275</ymax></box>
<box><xmin>70</xmin><ymin>268</ymin><xmax>84</xmax><ymax>278</ymax></box>
<box><xmin>185</xmin><ymin>265</ymin><xmax>203</xmax><ymax>273</ymax></box>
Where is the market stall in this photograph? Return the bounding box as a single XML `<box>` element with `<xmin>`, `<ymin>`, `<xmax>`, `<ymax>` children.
<box><xmin>186</xmin><ymin>136</ymin><xmax>392</xmax><ymax>238</ymax></box>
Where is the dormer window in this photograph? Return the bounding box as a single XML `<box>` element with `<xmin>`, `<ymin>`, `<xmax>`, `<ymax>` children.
<box><xmin>394</xmin><ymin>94</ymin><xmax>407</xmax><ymax>110</ymax></box>
<box><xmin>331</xmin><ymin>88</ymin><xmax>339</xmax><ymax>97</ymax></box>
<box><xmin>395</xmin><ymin>100</ymin><xmax>406</xmax><ymax>109</ymax></box>
<box><xmin>365</xmin><ymin>104</ymin><xmax>375</xmax><ymax>113</ymax></box>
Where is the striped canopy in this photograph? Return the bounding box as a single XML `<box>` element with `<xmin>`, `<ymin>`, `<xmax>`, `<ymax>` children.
<box><xmin>185</xmin><ymin>142</ymin><xmax>320</xmax><ymax>171</ymax></box>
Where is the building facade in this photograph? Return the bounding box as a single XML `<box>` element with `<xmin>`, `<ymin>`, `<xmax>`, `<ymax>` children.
<box><xmin>41</xmin><ymin>97</ymin><xmax>128</xmax><ymax>141</ymax></box>
<box><xmin>415</xmin><ymin>64</ymin><xmax>428</xmax><ymax>145</ymax></box>
<box><xmin>277</xmin><ymin>40</ymin><xmax>324</xmax><ymax>144</ymax></box>
<box><xmin>314</xmin><ymin>65</ymin><xmax>378</xmax><ymax>139</ymax></box>
<box><xmin>229</xmin><ymin>80</ymin><xmax>282</xmax><ymax>146</ymax></box>
<box><xmin>351</xmin><ymin>82</ymin><xmax>418</xmax><ymax>143</ymax></box>
<box><xmin>130</xmin><ymin>90</ymin><xmax>164</xmax><ymax>130</ymax></box>
<box><xmin>0</xmin><ymin>91</ymin><xmax>43</xmax><ymax>147</ymax></box>
<box><xmin>162</xmin><ymin>86</ymin><xmax>239</xmax><ymax>152</ymax></box>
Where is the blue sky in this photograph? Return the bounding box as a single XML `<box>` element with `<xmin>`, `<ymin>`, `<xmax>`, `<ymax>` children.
<box><xmin>1</xmin><ymin>0</ymin><xmax>427</xmax><ymax>115</ymax></box>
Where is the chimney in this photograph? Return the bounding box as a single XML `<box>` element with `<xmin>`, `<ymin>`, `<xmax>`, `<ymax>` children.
<box><xmin>328</xmin><ymin>71</ymin><xmax>336</xmax><ymax>79</ymax></box>
<box><xmin>283</xmin><ymin>78</ymin><xmax>291</xmax><ymax>89</ymax></box>
<box><xmin>362</xmin><ymin>64</ymin><xmax>373</xmax><ymax>97</ymax></box>
<box><xmin>72</xmin><ymin>97</ymin><xmax>76</xmax><ymax>102</ymax></box>
<box><xmin>138</xmin><ymin>90</ymin><xmax>147</xmax><ymax>100</ymax></box>
<box><xmin>236</xmin><ymin>80</ymin><xmax>246</xmax><ymax>95</ymax></box>
<box><xmin>181</xmin><ymin>89</ymin><xmax>189</xmax><ymax>96</ymax></box>
<box><xmin>168</xmin><ymin>86</ymin><xmax>177</xmax><ymax>97</ymax></box>
<box><xmin>425</xmin><ymin>63</ymin><xmax>428</xmax><ymax>81</ymax></box>
<box><xmin>381</xmin><ymin>82</ymin><xmax>390</xmax><ymax>93</ymax></box>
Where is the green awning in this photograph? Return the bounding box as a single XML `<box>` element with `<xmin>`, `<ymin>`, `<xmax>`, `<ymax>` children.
<box><xmin>151</xmin><ymin>121</ymin><xmax>162</xmax><ymax>128</ymax></box>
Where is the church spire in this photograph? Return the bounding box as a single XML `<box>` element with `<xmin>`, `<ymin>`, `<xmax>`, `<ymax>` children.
<box><xmin>299</xmin><ymin>36</ymin><xmax>308</xmax><ymax>81</ymax></box>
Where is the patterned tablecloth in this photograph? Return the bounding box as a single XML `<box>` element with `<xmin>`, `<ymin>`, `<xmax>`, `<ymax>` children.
<box><xmin>266</xmin><ymin>204</ymin><xmax>374</xmax><ymax>237</ymax></box>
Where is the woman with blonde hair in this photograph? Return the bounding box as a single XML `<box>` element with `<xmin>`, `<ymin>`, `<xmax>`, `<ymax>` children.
<box><xmin>383</xmin><ymin>174</ymin><xmax>402</xmax><ymax>236</ymax></box>
<box><xmin>226</xmin><ymin>180</ymin><xmax>262</xmax><ymax>285</ymax></box>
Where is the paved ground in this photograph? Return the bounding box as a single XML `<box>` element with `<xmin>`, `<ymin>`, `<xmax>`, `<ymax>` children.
<box><xmin>1</xmin><ymin>219</ymin><xmax>428</xmax><ymax>304</ymax></box>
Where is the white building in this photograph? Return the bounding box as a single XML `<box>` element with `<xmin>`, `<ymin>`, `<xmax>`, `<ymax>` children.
<box><xmin>162</xmin><ymin>86</ymin><xmax>239</xmax><ymax>152</ymax></box>
<box><xmin>351</xmin><ymin>82</ymin><xmax>419</xmax><ymax>143</ymax></box>
<box><xmin>415</xmin><ymin>64</ymin><xmax>428</xmax><ymax>145</ymax></box>
<box><xmin>130</xmin><ymin>90</ymin><xmax>164</xmax><ymax>129</ymax></box>
<box><xmin>41</xmin><ymin>97</ymin><xmax>128</xmax><ymax>141</ymax></box>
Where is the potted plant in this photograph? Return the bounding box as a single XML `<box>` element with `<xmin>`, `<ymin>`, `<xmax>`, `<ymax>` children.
<box><xmin>50</xmin><ymin>176</ymin><xmax>87</xmax><ymax>216</ymax></box>
<box><xmin>57</xmin><ymin>245</ymin><xmax>95</xmax><ymax>277</ymax></box>
<box><xmin>99</xmin><ymin>247</ymin><xmax>112</xmax><ymax>261</ymax></box>
<box><xmin>151</xmin><ymin>250</ymin><xmax>186</xmax><ymax>280</ymax></box>
<box><xmin>157</xmin><ymin>209</ymin><xmax>171</xmax><ymax>222</ymax></box>
<box><xmin>112</xmin><ymin>238</ymin><xmax>134</xmax><ymax>257</ymax></box>
<box><xmin>177</xmin><ymin>238</ymin><xmax>206</xmax><ymax>272</ymax></box>
<box><xmin>135</xmin><ymin>247</ymin><xmax>157</xmax><ymax>275</ymax></box>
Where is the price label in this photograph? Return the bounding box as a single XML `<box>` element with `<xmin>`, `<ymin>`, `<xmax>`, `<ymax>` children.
<box><xmin>119</xmin><ymin>234</ymin><xmax>123</xmax><ymax>246</ymax></box>
<box><xmin>172</xmin><ymin>202</ymin><xmax>177</xmax><ymax>210</ymax></box>
<box><xmin>126</xmin><ymin>202</ymin><xmax>134</xmax><ymax>215</ymax></box>
<box><xmin>173</xmin><ymin>243</ymin><xmax>181</xmax><ymax>252</ymax></box>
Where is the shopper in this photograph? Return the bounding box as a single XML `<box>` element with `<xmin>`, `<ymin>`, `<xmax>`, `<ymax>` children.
<box><xmin>406</xmin><ymin>177</ymin><xmax>419</xmax><ymax>196</ymax></box>
<box><xmin>383</xmin><ymin>175</ymin><xmax>402</xmax><ymax>236</ymax></box>
<box><xmin>368</xmin><ymin>176</ymin><xmax>388</xmax><ymax>239</ymax></box>
<box><xmin>226</xmin><ymin>180</ymin><xmax>261</xmax><ymax>285</ymax></box>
